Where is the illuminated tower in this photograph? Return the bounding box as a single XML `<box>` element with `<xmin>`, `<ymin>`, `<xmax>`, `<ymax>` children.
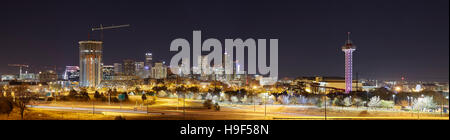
<box><xmin>145</xmin><ymin>52</ymin><xmax>153</xmax><ymax>78</ymax></box>
<box><xmin>79</xmin><ymin>41</ymin><xmax>103</xmax><ymax>87</ymax></box>
<box><xmin>342</xmin><ymin>32</ymin><xmax>356</xmax><ymax>93</ymax></box>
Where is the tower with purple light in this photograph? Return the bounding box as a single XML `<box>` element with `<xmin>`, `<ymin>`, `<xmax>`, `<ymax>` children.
<box><xmin>342</xmin><ymin>32</ymin><xmax>356</xmax><ymax>93</ymax></box>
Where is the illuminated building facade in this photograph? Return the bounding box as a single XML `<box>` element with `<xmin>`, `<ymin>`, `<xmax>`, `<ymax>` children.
<box><xmin>135</xmin><ymin>61</ymin><xmax>146</xmax><ymax>79</ymax></box>
<box><xmin>145</xmin><ymin>52</ymin><xmax>153</xmax><ymax>78</ymax></box>
<box><xmin>342</xmin><ymin>32</ymin><xmax>356</xmax><ymax>93</ymax></box>
<box><xmin>39</xmin><ymin>70</ymin><xmax>58</xmax><ymax>83</ymax></box>
<box><xmin>79</xmin><ymin>41</ymin><xmax>103</xmax><ymax>87</ymax></box>
<box><xmin>102</xmin><ymin>65</ymin><xmax>114</xmax><ymax>80</ymax></box>
<box><xmin>64</xmin><ymin>66</ymin><xmax>79</xmax><ymax>81</ymax></box>
<box><xmin>113</xmin><ymin>63</ymin><xmax>123</xmax><ymax>75</ymax></box>
<box><xmin>123</xmin><ymin>59</ymin><xmax>136</xmax><ymax>76</ymax></box>
<box><xmin>151</xmin><ymin>62</ymin><xmax>167</xmax><ymax>79</ymax></box>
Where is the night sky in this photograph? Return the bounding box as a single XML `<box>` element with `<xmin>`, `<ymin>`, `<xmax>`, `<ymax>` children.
<box><xmin>1</xmin><ymin>0</ymin><xmax>448</xmax><ymax>82</ymax></box>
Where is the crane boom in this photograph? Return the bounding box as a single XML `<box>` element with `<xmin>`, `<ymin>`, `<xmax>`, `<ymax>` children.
<box><xmin>91</xmin><ymin>24</ymin><xmax>130</xmax><ymax>31</ymax></box>
<box><xmin>8</xmin><ymin>64</ymin><xmax>30</xmax><ymax>77</ymax></box>
<box><xmin>8</xmin><ymin>64</ymin><xmax>29</xmax><ymax>67</ymax></box>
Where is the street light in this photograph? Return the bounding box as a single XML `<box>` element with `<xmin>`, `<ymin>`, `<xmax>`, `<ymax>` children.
<box><xmin>395</xmin><ymin>86</ymin><xmax>401</xmax><ymax>92</ymax></box>
<box><xmin>407</xmin><ymin>96</ymin><xmax>411</xmax><ymax>106</ymax></box>
<box><xmin>392</xmin><ymin>94</ymin><xmax>396</xmax><ymax>110</ymax></box>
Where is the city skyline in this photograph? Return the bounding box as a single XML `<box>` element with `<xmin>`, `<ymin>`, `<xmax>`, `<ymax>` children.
<box><xmin>1</xmin><ymin>0</ymin><xmax>448</xmax><ymax>82</ymax></box>
<box><xmin>0</xmin><ymin>0</ymin><xmax>448</xmax><ymax>122</ymax></box>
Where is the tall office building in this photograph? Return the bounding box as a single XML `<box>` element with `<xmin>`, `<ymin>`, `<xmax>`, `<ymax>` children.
<box><xmin>145</xmin><ymin>52</ymin><xmax>152</xmax><ymax>78</ymax></box>
<box><xmin>64</xmin><ymin>66</ymin><xmax>80</xmax><ymax>81</ymax></box>
<box><xmin>102</xmin><ymin>65</ymin><xmax>114</xmax><ymax>80</ymax></box>
<box><xmin>123</xmin><ymin>59</ymin><xmax>136</xmax><ymax>76</ymax></box>
<box><xmin>341</xmin><ymin>32</ymin><xmax>356</xmax><ymax>93</ymax></box>
<box><xmin>39</xmin><ymin>70</ymin><xmax>58</xmax><ymax>83</ymax></box>
<box><xmin>135</xmin><ymin>61</ymin><xmax>146</xmax><ymax>79</ymax></box>
<box><xmin>135</xmin><ymin>62</ymin><xmax>145</xmax><ymax>71</ymax></box>
<box><xmin>113</xmin><ymin>63</ymin><xmax>123</xmax><ymax>75</ymax></box>
<box><xmin>145</xmin><ymin>52</ymin><xmax>152</xmax><ymax>70</ymax></box>
<box><xmin>151</xmin><ymin>62</ymin><xmax>167</xmax><ymax>79</ymax></box>
<box><xmin>79</xmin><ymin>41</ymin><xmax>103</xmax><ymax>87</ymax></box>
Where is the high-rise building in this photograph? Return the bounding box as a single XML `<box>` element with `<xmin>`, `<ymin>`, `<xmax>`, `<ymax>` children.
<box><xmin>145</xmin><ymin>52</ymin><xmax>152</xmax><ymax>69</ymax></box>
<box><xmin>113</xmin><ymin>63</ymin><xmax>123</xmax><ymax>75</ymax></box>
<box><xmin>21</xmin><ymin>73</ymin><xmax>38</xmax><ymax>82</ymax></box>
<box><xmin>135</xmin><ymin>62</ymin><xmax>145</xmax><ymax>71</ymax></box>
<box><xmin>342</xmin><ymin>32</ymin><xmax>356</xmax><ymax>93</ymax></box>
<box><xmin>145</xmin><ymin>52</ymin><xmax>152</xmax><ymax>78</ymax></box>
<box><xmin>79</xmin><ymin>41</ymin><xmax>103</xmax><ymax>87</ymax></box>
<box><xmin>102</xmin><ymin>65</ymin><xmax>114</xmax><ymax>80</ymax></box>
<box><xmin>123</xmin><ymin>59</ymin><xmax>136</xmax><ymax>76</ymax></box>
<box><xmin>224</xmin><ymin>52</ymin><xmax>233</xmax><ymax>81</ymax></box>
<box><xmin>135</xmin><ymin>61</ymin><xmax>146</xmax><ymax>79</ymax></box>
<box><xmin>1</xmin><ymin>75</ymin><xmax>17</xmax><ymax>81</ymax></box>
<box><xmin>200</xmin><ymin>55</ymin><xmax>212</xmax><ymax>81</ymax></box>
<box><xmin>151</xmin><ymin>62</ymin><xmax>167</xmax><ymax>79</ymax></box>
<box><xmin>64</xmin><ymin>66</ymin><xmax>80</xmax><ymax>81</ymax></box>
<box><xmin>39</xmin><ymin>70</ymin><xmax>58</xmax><ymax>83</ymax></box>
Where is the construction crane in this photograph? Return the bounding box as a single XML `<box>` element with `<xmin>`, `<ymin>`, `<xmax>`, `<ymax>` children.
<box><xmin>8</xmin><ymin>64</ymin><xmax>29</xmax><ymax>77</ymax></box>
<box><xmin>91</xmin><ymin>24</ymin><xmax>130</xmax><ymax>41</ymax></box>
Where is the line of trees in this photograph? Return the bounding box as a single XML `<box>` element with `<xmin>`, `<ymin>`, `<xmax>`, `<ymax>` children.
<box><xmin>0</xmin><ymin>86</ymin><xmax>37</xmax><ymax>120</ymax></box>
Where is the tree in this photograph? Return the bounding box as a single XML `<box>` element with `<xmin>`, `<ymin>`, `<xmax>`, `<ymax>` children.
<box><xmin>214</xmin><ymin>103</ymin><xmax>220</xmax><ymax>111</ymax></box>
<box><xmin>94</xmin><ymin>91</ymin><xmax>102</xmax><ymax>99</ymax></box>
<box><xmin>0</xmin><ymin>86</ymin><xmax>4</xmax><ymax>97</ymax></box>
<box><xmin>368</xmin><ymin>96</ymin><xmax>381</xmax><ymax>108</ymax></box>
<box><xmin>315</xmin><ymin>97</ymin><xmax>323</xmax><ymax>107</ymax></box>
<box><xmin>371</xmin><ymin>87</ymin><xmax>395</xmax><ymax>100</ymax></box>
<box><xmin>121</xmin><ymin>92</ymin><xmax>129</xmax><ymax>101</ymax></box>
<box><xmin>14</xmin><ymin>86</ymin><xmax>35</xmax><ymax>120</ymax></box>
<box><xmin>203</xmin><ymin>99</ymin><xmax>213</xmax><ymax>109</ymax></box>
<box><xmin>141</xmin><ymin>94</ymin><xmax>147</xmax><ymax>102</ymax></box>
<box><xmin>152</xmin><ymin>96</ymin><xmax>157</xmax><ymax>104</ymax></box>
<box><xmin>135</xmin><ymin>87</ymin><xmax>141</xmax><ymax>94</ymax></box>
<box><xmin>412</xmin><ymin>96</ymin><xmax>437</xmax><ymax>111</ymax></box>
<box><xmin>0</xmin><ymin>97</ymin><xmax>14</xmax><ymax>117</ymax></box>
<box><xmin>69</xmin><ymin>89</ymin><xmax>78</xmax><ymax>97</ymax></box>
<box><xmin>398</xmin><ymin>100</ymin><xmax>409</xmax><ymax>107</ymax></box>
<box><xmin>187</xmin><ymin>86</ymin><xmax>199</xmax><ymax>93</ymax></box>
<box><xmin>332</xmin><ymin>98</ymin><xmax>342</xmax><ymax>106</ymax></box>
<box><xmin>112</xmin><ymin>88</ymin><xmax>119</xmax><ymax>96</ymax></box>
<box><xmin>230</xmin><ymin>96</ymin><xmax>239</xmax><ymax>104</ymax></box>
<box><xmin>343</xmin><ymin>97</ymin><xmax>352</xmax><ymax>107</ymax></box>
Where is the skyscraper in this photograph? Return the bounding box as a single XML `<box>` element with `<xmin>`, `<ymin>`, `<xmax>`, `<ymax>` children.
<box><xmin>145</xmin><ymin>52</ymin><xmax>153</xmax><ymax>78</ymax></box>
<box><xmin>79</xmin><ymin>41</ymin><xmax>103</xmax><ymax>87</ymax></box>
<box><xmin>39</xmin><ymin>70</ymin><xmax>58</xmax><ymax>83</ymax></box>
<box><xmin>64</xmin><ymin>66</ymin><xmax>80</xmax><ymax>81</ymax></box>
<box><xmin>102</xmin><ymin>65</ymin><xmax>114</xmax><ymax>80</ymax></box>
<box><xmin>342</xmin><ymin>32</ymin><xmax>356</xmax><ymax>93</ymax></box>
<box><xmin>113</xmin><ymin>63</ymin><xmax>123</xmax><ymax>75</ymax></box>
<box><xmin>145</xmin><ymin>52</ymin><xmax>153</xmax><ymax>70</ymax></box>
<box><xmin>151</xmin><ymin>62</ymin><xmax>167</xmax><ymax>79</ymax></box>
<box><xmin>123</xmin><ymin>59</ymin><xmax>136</xmax><ymax>76</ymax></box>
<box><xmin>135</xmin><ymin>61</ymin><xmax>146</xmax><ymax>79</ymax></box>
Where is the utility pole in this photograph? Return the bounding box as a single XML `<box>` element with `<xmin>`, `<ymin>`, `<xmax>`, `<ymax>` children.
<box><xmin>356</xmin><ymin>72</ymin><xmax>359</xmax><ymax>93</ymax></box>
<box><xmin>92</xmin><ymin>101</ymin><xmax>95</xmax><ymax>115</ymax></box>
<box><xmin>324</xmin><ymin>95</ymin><xmax>327</xmax><ymax>120</ymax></box>
<box><xmin>264</xmin><ymin>93</ymin><xmax>267</xmax><ymax>119</ymax></box>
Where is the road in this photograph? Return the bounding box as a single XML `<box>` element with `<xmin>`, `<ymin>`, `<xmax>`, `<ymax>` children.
<box><xmin>26</xmin><ymin>98</ymin><xmax>449</xmax><ymax>120</ymax></box>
